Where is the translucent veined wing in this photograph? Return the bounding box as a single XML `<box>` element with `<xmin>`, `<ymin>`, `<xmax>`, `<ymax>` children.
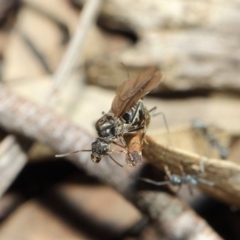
<box><xmin>110</xmin><ymin>68</ymin><xmax>163</xmax><ymax>117</ymax></box>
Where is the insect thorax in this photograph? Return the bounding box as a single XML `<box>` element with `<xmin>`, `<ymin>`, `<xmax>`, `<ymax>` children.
<box><xmin>95</xmin><ymin>113</ymin><xmax>121</xmax><ymax>138</ymax></box>
<box><xmin>121</xmin><ymin>100</ymin><xmax>150</xmax><ymax>131</ymax></box>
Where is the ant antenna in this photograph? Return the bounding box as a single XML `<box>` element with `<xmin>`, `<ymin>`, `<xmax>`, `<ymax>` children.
<box><xmin>121</xmin><ymin>62</ymin><xmax>130</xmax><ymax>79</ymax></box>
<box><xmin>55</xmin><ymin>149</ymin><xmax>91</xmax><ymax>158</ymax></box>
<box><xmin>55</xmin><ymin>150</ymin><xmax>81</xmax><ymax>157</ymax></box>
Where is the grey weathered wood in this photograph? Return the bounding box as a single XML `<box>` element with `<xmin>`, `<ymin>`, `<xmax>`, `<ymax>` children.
<box><xmin>0</xmin><ymin>85</ymin><xmax>222</xmax><ymax>240</ymax></box>
<box><xmin>0</xmin><ymin>135</ymin><xmax>27</xmax><ymax>198</ymax></box>
<box><xmin>85</xmin><ymin>0</ymin><xmax>240</xmax><ymax>92</ymax></box>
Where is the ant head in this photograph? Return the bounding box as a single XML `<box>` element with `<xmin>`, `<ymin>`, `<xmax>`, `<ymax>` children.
<box><xmin>91</xmin><ymin>138</ymin><xmax>110</xmax><ymax>163</ymax></box>
<box><xmin>91</xmin><ymin>153</ymin><xmax>101</xmax><ymax>163</ymax></box>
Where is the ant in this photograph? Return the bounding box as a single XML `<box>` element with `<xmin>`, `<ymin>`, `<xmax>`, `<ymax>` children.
<box><xmin>140</xmin><ymin>165</ymin><xmax>214</xmax><ymax>194</ymax></box>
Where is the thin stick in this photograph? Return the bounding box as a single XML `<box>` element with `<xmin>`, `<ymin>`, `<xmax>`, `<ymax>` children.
<box><xmin>143</xmin><ymin>135</ymin><xmax>240</xmax><ymax>207</ymax></box>
<box><xmin>0</xmin><ymin>136</ymin><xmax>27</xmax><ymax>198</ymax></box>
<box><xmin>4</xmin><ymin>0</ymin><xmax>102</xmax><ymax>205</ymax></box>
<box><xmin>46</xmin><ymin>0</ymin><xmax>102</xmax><ymax>103</ymax></box>
<box><xmin>0</xmin><ymin>87</ymin><xmax>222</xmax><ymax>239</ymax></box>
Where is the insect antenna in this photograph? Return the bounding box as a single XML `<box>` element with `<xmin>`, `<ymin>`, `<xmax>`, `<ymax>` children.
<box><xmin>107</xmin><ymin>154</ymin><xmax>124</xmax><ymax>167</ymax></box>
<box><xmin>55</xmin><ymin>149</ymin><xmax>91</xmax><ymax>158</ymax></box>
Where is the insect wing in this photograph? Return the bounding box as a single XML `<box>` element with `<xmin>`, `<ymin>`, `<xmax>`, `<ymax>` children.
<box><xmin>111</xmin><ymin>68</ymin><xmax>163</xmax><ymax>117</ymax></box>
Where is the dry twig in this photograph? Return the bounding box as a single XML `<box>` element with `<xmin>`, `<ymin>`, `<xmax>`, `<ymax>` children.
<box><xmin>0</xmin><ymin>0</ymin><xmax>103</xmax><ymax>198</ymax></box>
<box><xmin>0</xmin><ymin>135</ymin><xmax>27</xmax><ymax>198</ymax></box>
<box><xmin>143</xmin><ymin>135</ymin><xmax>240</xmax><ymax>207</ymax></box>
<box><xmin>46</xmin><ymin>0</ymin><xmax>103</xmax><ymax>103</ymax></box>
<box><xmin>135</xmin><ymin>191</ymin><xmax>222</xmax><ymax>240</ymax></box>
<box><xmin>0</xmin><ymin>86</ymin><xmax>222</xmax><ymax>239</ymax></box>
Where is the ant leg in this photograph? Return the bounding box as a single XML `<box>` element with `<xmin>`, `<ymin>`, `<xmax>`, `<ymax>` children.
<box><xmin>199</xmin><ymin>156</ymin><xmax>208</xmax><ymax>173</ymax></box>
<box><xmin>140</xmin><ymin>120</ymin><xmax>149</xmax><ymax>143</ymax></box>
<box><xmin>122</xmin><ymin>101</ymin><xmax>144</xmax><ymax>134</ymax></box>
<box><xmin>198</xmin><ymin>178</ymin><xmax>214</xmax><ymax>186</ymax></box>
<box><xmin>148</xmin><ymin>106</ymin><xmax>157</xmax><ymax>113</ymax></box>
<box><xmin>149</xmin><ymin>109</ymin><xmax>172</xmax><ymax>146</ymax></box>
<box><xmin>127</xmin><ymin>126</ymin><xmax>144</xmax><ymax>133</ymax></box>
<box><xmin>164</xmin><ymin>165</ymin><xmax>184</xmax><ymax>192</ymax></box>
<box><xmin>178</xmin><ymin>164</ymin><xmax>185</xmax><ymax>175</ymax></box>
<box><xmin>112</xmin><ymin>140</ymin><xmax>126</xmax><ymax>149</ymax></box>
<box><xmin>177</xmin><ymin>163</ymin><xmax>195</xmax><ymax>194</ymax></box>
<box><xmin>119</xmin><ymin>136</ymin><xmax>127</xmax><ymax>147</ymax></box>
<box><xmin>164</xmin><ymin>165</ymin><xmax>172</xmax><ymax>179</ymax></box>
<box><xmin>131</xmin><ymin>100</ymin><xmax>143</xmax><ymax>124</ymax></box>
<box><xmin>107</xmin><ymin>154</ymin><xmax>123</xmax><ymax>167</ymax></box>
<box><xmin>138</xmin><ymin>165</ymin><xmax>170</xmax><ymax>187</ymax></box>
<box><xmin>139</xmin><ymin>178</ymin><xmax>169</xmax><ymax>186</ymax></box>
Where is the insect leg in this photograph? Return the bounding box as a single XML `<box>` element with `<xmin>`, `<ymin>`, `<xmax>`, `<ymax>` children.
<box><xmin>177</xmin><ymin>164</ymin><xmax>195</xmax><ymax>195</ymax></box>
<box><xmin>131</xmin><ymin>100</ymin><xmax>144</xmax><ymax>124</ymax></box>
<box><xmin>140</xmin><ymin>113</ymin><xmax>150</xmax><ymax>142</ymax></box>
<box><xmin>112</xmin><ymin>140</ymin><xmax>126</xmax><ymax>149</ymax></box>
<box><xmin>164</xmin><ymin>165</ymin><xmax>172</xmax><ymax>179</ymax></box>
<box><xmin>139</xmin><ymin>178</ymin><xmax>169</xmax><ymax>186</ymax></box>
<box><xmin>107</xmin><ymin>154</ymin><xmax>124</xmax><ymax>167</ymax></box>
<box><xmin>198</xmin><ymin>178</ymin><xmax>214</xmax><ymax>186</ymax></box>
<box><xmin>127</xmin><ymin>126</ymin><xmax>144</xmax><ymax>133</ymax></box>
<box><xmin>149</xmin><ymin>109</ymin><xmax>171</xmax><ymax>146</ymax></box>
<box><xmin>120</xmin><ymin>136</ymin><xmax>127</xmax><ymax>146</ymax></box>
<box><xmin>148</xmin><ymin>106</ymin><xmax>157</xmax><ymax>113</ymax></box>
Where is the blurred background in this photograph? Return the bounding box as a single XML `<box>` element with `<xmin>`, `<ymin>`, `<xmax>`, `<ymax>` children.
<box><xmin>0</xmin><ymin>0</ymin><xmax>240</xmax><ymax>239</ymax></box>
